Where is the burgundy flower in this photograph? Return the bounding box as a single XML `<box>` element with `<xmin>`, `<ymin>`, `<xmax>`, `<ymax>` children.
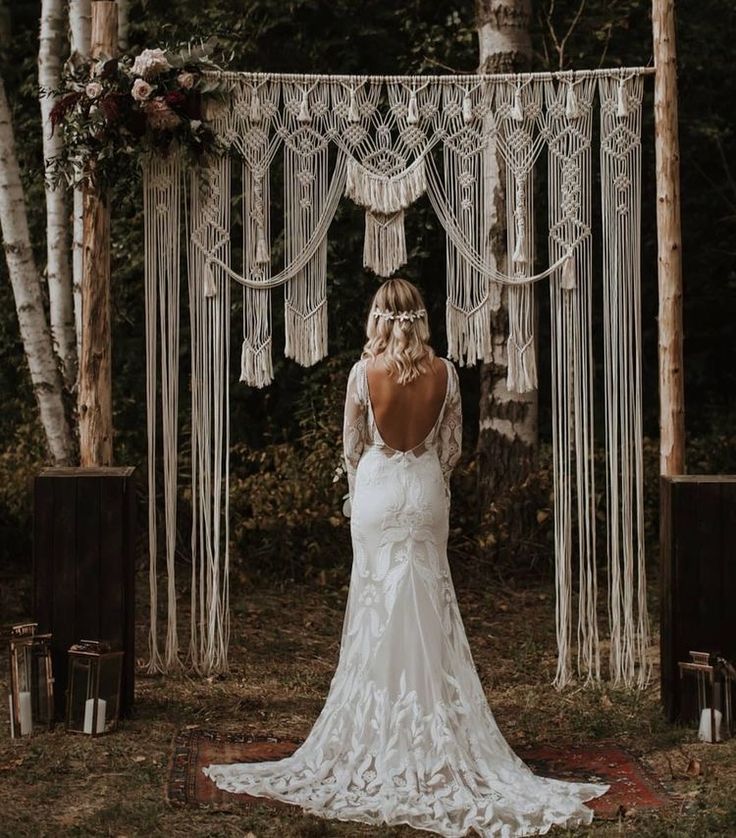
<box><xmin>164</xmin><ymin>90</ymin><xmax>187</xmax><ymax>110</ymax></box>
<box><xmin>50</xmin><ymin>91</ymin><xmax>82</xmax><ymax>130</ymax></box>
<box><xmin>98</xmin><ymin>92</ymin><xmax>127</xmax><ymax>124</ymax></box>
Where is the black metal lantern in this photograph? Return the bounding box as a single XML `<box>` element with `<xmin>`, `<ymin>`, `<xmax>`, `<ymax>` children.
<box><xmin>678</xmin><ymin>651</ymin><xmax>736</xmax><ymax>743</ymax></box>
<box><xmin>65</xmin><ymin>641</ymin><xmax>124</xmax><ymax>736</ymax></box>
<box><xmin>4</xmin><ymin>622</ymin><xmax>54</xmax><ymax>738</ymax></box>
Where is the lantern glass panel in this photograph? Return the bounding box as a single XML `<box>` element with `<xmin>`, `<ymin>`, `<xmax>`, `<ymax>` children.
<box><xmin>678</xmin><ymin>652</ymin><xmax>735</xmax><ymax>743</ymax></box>
<box><xmin>5</xmin><ymin>623</ymin><xmax>54</xmax><ymax>738</ymax></box>
<box><xmin>66</xmin><ymin>643</ymin><xmax>123</xmax><ymax>735</ymax></box>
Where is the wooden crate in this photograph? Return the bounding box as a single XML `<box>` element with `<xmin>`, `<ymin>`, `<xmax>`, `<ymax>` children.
<box><xmin>660</xmin><ymin>475</ymin><xmax>736</xmax><ymax>721</ymax></box>
<box><xmin>33</xmin><ymin>467</ymin><xmax>137</xmax><ymax>720</ymax></box>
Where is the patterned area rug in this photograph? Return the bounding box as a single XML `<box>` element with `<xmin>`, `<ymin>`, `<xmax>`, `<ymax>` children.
<box><xmin>167</xmin><ymin>728</ymin><xmax>673</xmax><ymax>820</ymax></box>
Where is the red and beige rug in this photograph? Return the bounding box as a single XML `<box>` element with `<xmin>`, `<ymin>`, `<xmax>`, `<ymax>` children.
<box><xmin>167</xmin><ymin>728</ymin><xmax>672</xmax><ymax>820</ymax></box>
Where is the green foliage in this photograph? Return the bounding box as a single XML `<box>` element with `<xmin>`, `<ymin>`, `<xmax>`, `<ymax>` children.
<box><xmin>227</xmin><ymin>354</ymin><xmax>354</xmax><ymax>582</ymax></box>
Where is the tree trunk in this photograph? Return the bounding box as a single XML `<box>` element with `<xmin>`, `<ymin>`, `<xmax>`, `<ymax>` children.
<box><xmin>69</xmin><ymin>0</ymin><xmax>92</xmax><ymax>364</ymax></box>
<box><xmin>475</xmin><ymin>0</ymin><xmax>538</xmax><ymax>557</ymax></box>
<box><xmin>78</xmin><ymin>0</ymin><xmax>117</xmax><ymax>467</ymax></box>
<box><xmin>40</xmin><ymin>0</ymin><xmax>77</xmax><ymax>390</ymax></box>
<box><xmin>652</xmin><ymin>0</ymin><xmax>685</xmax><ymax>476</ymax></box>
<box><xmin>117</xmin><ymin>0</ymin><xmax>130</xmax><ymax>50</ymax></box>
<box><xmin>0</xmin><ymin>77</ymin><xmax>75</xmax><ymax>464</ymax></box>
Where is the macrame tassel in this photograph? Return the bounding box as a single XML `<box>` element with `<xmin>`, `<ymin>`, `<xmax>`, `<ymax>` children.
<box><xmin>512</xmin><ymin>231</ymin><xmax>527</xmax><ymax>266</ymax></box>
<box><xmin>298</xmin><ymin>88</ymin><xmax>311</xmax><ymax>123</ymax></box>
<box><xmin>240</xmin><ymin>338</ymin><xmax>273</xmax><ymax>389</ymax></box>
<box><xmin>407</xmin><ymin>90</ymin><xmax>419</xmax><ymax>124</ymax></box>
<box><xmin>348</xmin><ymin>88</ymin><xmax>360</xmax><ymax>123</ymax></box>
<box><xmin>446</xmin><ymin>300</ymin><xmax>493</xmax><ymax>367</ymax></box>
<box><xmin>249</xmin><ymin>87</ymin><xmax>261</xmax><ymax>123</ymax></box>
<box><xmin>345</xmin><ymin>157</ymin><xmax>426</xmax><ymax>214</ymax></box>
<box><xmin>203</xmin><ymin>261</ymin><xmax>217</xmax><ymax>297</ymax></box>
<box><xmin>285</xmin><ymin>300</ymin><xmax>328</xmax><ymax>367</ymax></box>
<box><xmin>565</xmin><ymin>84</ymin><xmax>580</xmax><ymax>119</ymax></box>
<box><xmin>462</xmin><ymin>92</ymin><xmax>473</xmax><ymax>124</ymax></box>
<box><xmin>617</xmin><ymin>79</ymin><xmax>629</xmax><ymax>118</ymax></box>
<box><xmin>561</xmin><ymin>252</ymin><xmax>577</xmax><ymax>289</ymax></box>
<box><xmin>510</xmin><ymin>89</ymin><xmax>524</xmax><ymax>121</ymax></box>
<box><xmin>363</xmin><ymin>210</ymin><xmax>407</xmax><ymax>277</ymax></box>
<box><xmin>507</xmin><ymin>336</ymin><xmax>537</xmax><ymax>393</ymax></box>
<box><xmin>255</xmin><ymin>225</ymin><xmax>270</xmax><ymax>264</ymax></box>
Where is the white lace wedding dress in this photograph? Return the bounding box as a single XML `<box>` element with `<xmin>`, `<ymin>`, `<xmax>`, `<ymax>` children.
<box><xmin>203</xmin><ymin>357</ymin><xmax>609</xmax><ymax>836</ymax></box>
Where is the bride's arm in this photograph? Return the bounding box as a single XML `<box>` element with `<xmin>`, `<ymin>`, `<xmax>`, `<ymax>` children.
<box><xmin>343</xmin><ymin>362</ymin><xmax>367</xmax><ymax>504</ymax></box>
<box><xmin>437</xmin><ymin>362</ymin><xmax>462</xmax><ymax>502</ymax></box>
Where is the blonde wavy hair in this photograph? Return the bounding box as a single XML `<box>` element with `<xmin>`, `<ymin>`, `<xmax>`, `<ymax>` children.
<box><xmin>362</xmin><ymin>278</ymin><xmax>435</xmax><ymax>384</ymax></box>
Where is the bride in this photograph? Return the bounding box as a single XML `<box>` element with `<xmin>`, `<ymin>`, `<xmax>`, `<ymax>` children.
<box><xmin>203</xmin><ymin>278</ymin><xmax>609</xmax><ymax>836</ymax></box>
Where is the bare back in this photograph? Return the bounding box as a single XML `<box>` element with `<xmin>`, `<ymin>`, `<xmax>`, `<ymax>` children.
<box><xmin>365</xmin><ymin>354</ymin><xmax>448</xmax><ymax>453</ymax></box>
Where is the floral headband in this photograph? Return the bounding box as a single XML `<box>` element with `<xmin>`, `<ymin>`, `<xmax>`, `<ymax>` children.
<box><xmin>372</xmin><ymin>307</ymin><xmax>427</xmax><ymax>323</ymax></box>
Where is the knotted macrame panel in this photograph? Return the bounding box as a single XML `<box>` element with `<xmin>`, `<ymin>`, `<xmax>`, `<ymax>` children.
<box><xmin>142</xmin><ymin>68</ymin><xmax>653</xmax><ymax>686</ymax></box>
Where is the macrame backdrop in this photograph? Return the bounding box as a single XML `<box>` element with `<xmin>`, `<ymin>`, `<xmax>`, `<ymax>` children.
<box><xmin>142</xmin><ymin>67</ymin><xmax>653</xmax><ymax>688</ymax></box>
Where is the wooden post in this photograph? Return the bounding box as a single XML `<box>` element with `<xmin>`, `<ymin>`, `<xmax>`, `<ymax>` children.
<box><xmin>653</xmin><ymin>0</ymin><xmax>685</xmax><ymax>476</ymax></box>
<box><xmin>78</xmin><ymin>0</ymin><xmax>117</xmax><ymax>466</ymax></box>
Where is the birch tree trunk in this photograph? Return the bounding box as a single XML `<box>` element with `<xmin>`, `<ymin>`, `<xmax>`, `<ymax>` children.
<box><xmin>40</xmin><ymin>0</ymin><xmax>76</xmax><ymax>389</ymax></box>
<box><xmin>0</xmin><ymin>77</ymin><xmax>75</xmax><ymax>464</ymax></box>
<box><xmin>475</xmin><ymin>0</ymin><xmax>538</xmax><ymax>554</ymax></box>
<box><xmin>69</xmin><ymin>0</ymin><xmax>91</xmax><ymax>363</ymax></box>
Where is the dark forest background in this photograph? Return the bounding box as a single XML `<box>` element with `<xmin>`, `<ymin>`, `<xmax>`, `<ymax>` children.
<box><xmin>1</xmin><ymin>1</ymin><xmax>735</xmax><ymax>578</ymax></box>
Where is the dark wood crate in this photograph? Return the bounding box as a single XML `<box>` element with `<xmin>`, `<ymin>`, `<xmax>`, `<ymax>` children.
<box><xmin>660</xmin><ymin>475</ymin><xmax>736</xmax><ymax>721</ymax></box>
<box><xmin>33</xmin><ymin>467</ymin><xmax>137</xmax><ymax>720</ymax></box>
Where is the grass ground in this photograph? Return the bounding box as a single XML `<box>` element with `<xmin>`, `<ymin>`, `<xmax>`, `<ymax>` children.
<box><xmin>1</xmin><ymin>563</ymin><xmax>735</xmax><ymax>838</ymax></box>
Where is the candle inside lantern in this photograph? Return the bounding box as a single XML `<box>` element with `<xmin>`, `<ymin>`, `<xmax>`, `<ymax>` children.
<box><xmin>18</xmin><ymin>690</ymin><xmax>32</xmax><ymax>736</ymax></box>
<box><xmin>83</xmin><ymin>698</ymin><xmax>106</xmax><ymax>734</ymax></box>
<box><xmin>698</xmin><ymin>707</ymin><xmax>722</xmax><ymax>742</ymax></box>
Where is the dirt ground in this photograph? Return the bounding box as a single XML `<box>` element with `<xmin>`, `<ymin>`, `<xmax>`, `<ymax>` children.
<box><xmin>1</xmin><ymin>564</ymin><xmax>735</xmax><ymax>838</ymax></box>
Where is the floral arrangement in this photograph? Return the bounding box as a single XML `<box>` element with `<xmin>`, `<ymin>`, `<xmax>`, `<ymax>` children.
<box><xmin>48</xmin><ymin>41</ymin><xmax>227</xmax><ymax>188</ymax></box>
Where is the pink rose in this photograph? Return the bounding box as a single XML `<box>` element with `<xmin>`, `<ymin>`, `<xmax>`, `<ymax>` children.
<box><xmin>131</xmin><ymin>48</ymin><xmax>170</xmax><ymax>79</ymax></box>
<box><xmin>131</xmin><ymin>78</ymin><xmax>153</xmax><ymax>102</ymax></box>
<box><xmin>85</xmin><ymin>82</ymin><xmax>102</xmax><ymax>99</ymax></box>
<box><xmin>177</xmin><ymin>72</ymin><xmax>195</xmax><ymax>90</ymax></box>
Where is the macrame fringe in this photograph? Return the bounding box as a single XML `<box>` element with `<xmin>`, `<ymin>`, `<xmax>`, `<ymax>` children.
<box><xmin>345</xmin><ymin>157</ymin><xmax>426</xmax><ymax>215</ymax></box>
<box><xmin>240</xmin><ymin>338</ymin><xmax>274</xmax><ymax>388</ymax></box>
<box><xmin>506</xmin><ymin>336</ymin><xmax>537</xmax><ymax>393</ymax></box>
<box><xmin>446</xmin><ymin>301</ymin><xmax>492</xmax><ymax>367</ymax></box>
<box><xmin>363</xmin><ymin>210</ymin><xmax>407</xmax><ymax>277</ymax></box>
<box><xmin>284</xmin><ymin>301</ymin><xmax>327</xmax><ymax>367</ymax></box>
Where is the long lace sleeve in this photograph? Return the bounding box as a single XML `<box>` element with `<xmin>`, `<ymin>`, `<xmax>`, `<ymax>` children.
<box><xmin>343</xmin><ymin>361</ymin><xmax>367</xmax><ymax>506</ymax></box>
<box><xmin>437</xmin><ymin>361</ymin><xmax>462</xmax><ymax>501</ymax></box>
